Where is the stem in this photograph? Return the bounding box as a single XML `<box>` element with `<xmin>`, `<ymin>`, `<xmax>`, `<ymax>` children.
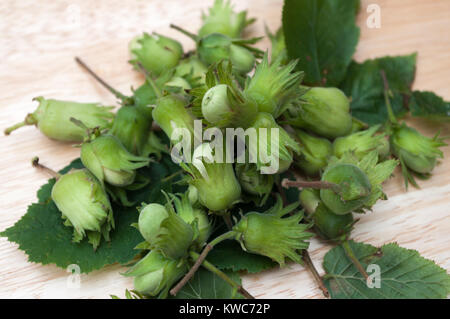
<box><xmin>134</xmin><ymin>63</ymin><xmax>162</xmax><ymax>99</ymax></box>
<box><xmin>170</xmin><ymin>24</ymin><xmax>198</xmax><ymax>42</ymax></box>
<box><xmin>342</xmin><ymin>240</ymin><xmax>369</xmax><ymax>280</ymax></box>
<box><xmin>161</xmin><ymin>170</ymin><xmax>184</xmax><ymax>183</ymax></box>
<box><xmin>4</xmin><ymin>113</ymin><xmax>37</xmax><ymax>135</ymax></box>
<box><xmin>182</xmin><ymin>50</ymin><xmax>195</xmax><ymax>59</ymax></box>
<box><xmin>302</xmin><ymin>250</ymin><xmax>329</xmax><ymax>298</ymax></box>
<box><xmin>222</xmin><ymin>213</ymin><xmax>233</xmax><ymax>230</ymax></box>
<box><xmin>276</xmin><ymin>178</ymin><xmax>288</xmax><ymax>207</ymax></box>
<box><xmin>75</xmin><ymin>57</ymin><xmax>130</xmax><ymax>102</ymax></box>
<box><xmin>170</xmin><ymin>231</ymin><xmax>237</xmax><ymax>296</ymax></box>
<box><xmin>189</xmin><ymin>251</ymin><xmax>255</xmax><ymax>299</ymax></box>
<box><xmin>4</xmin><ymin>121</ymin><xmax>28</xmax><ymax>135</ymax></box>
<box><xmin>380</xmin><ymin>70</ymin><xmax>398</xmax><ymax>125</ymax></box>
<box><xmin>31</xmin><ymin>157</ymin><xmax>60</xmax><ymax>179</ymax></box>
<box><xmin>352</xmin><ymin>116</ymin><xmax>369</xmax><ymax>130</ymax></box>
<box><xmin>281</xmin><ymin>178</ymin><xmax>339</xmax><ymax>191</ymax></box>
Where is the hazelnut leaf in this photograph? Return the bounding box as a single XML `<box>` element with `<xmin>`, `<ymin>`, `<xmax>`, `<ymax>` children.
<box><xmin>171</xmin><ymin>268</ymin><xmax>244</xmax><ymax>299</ymax></box>
<box><xmin>282</xmin><ymin>0</ymin><xmax>360</xmax><ymax>86</ymax></box>
<box><xmin>207</xmin><ymin>241</ymin><xmax>277</xmax><ymax>273</ymax></box>
<box><xmin>323</xmin><ymin>240</ymin><xmax>450</xmax><ymax>298</ymax></box>
<box><xmin>339</xmin><ymin>54</ymin><xmax>417</xmax><ymax>125</ymax></box>
<box><xmin>409</xmin><ymin>90</ymin><xmax>450</xmax><ymax>121</ymax></box>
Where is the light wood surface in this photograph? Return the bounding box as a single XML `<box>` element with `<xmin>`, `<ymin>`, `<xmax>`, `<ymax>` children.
<box><xmin>0</xmin><ymin>0</ymin><xmax>449</xmax><ymax>299</ymax></box>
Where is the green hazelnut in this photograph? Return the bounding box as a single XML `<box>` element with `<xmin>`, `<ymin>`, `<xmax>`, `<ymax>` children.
<box><xmin>81</xmin><ymin>134</ymin><xmax>150</xmax><ymax>187</ymax></box>
<box><xmin>333</xmin><ymin>124</ymin><xmax>389</xmax><ymax>160</ymax></box>
<box><xmin>390</xmin><ymin>124</ymin><xmax>446</xmax><ymax>174</ymax></box>
<box><xmin>138</xmin><ymin>203</ymin><xmax>169</xmax><ymax>243</ymax></box>
<box><xmin>248</xmin><ymin>112</ymin><xmax>300</xmax><ymax>174</ymax></box>
<box><xmin>129</xmin><ymin>33</ymin><xmax>183</xmax><ymax>76</ymax></box>
<box><xmin>300</xmin><ymin>189</ymin><xmax>354</xmax><ymax>242</ymax></box>
<box><xmin>187</xmin><ymin>185</ymin><xmax>199</xmax><ymax>205</ymax></box>
<box><xmin>138</xmin><ymin>202</ymin><xmax>194</xmax><ymax>259</ymax></box>
<box><xmin>229</xmin><ymin>44</ymin><xmax>255</xmax><ymax>74</ymax></box>
<box><xmin>313</xmin><ymin>203</ymin><xmax>354</xmax><ymax>242</ymax></box>
<box><xmin>197</xmin><ymin>64</ymin><xmax>259</xmax><ymax>128</ymax></box>
<box><xmin>294</xmin><ymin>130</ymin><xmax>333</xmax><ymax>176</ymax></box>
<box><xmin>165</xmin><ymin>76</ymin><xmax>192</xmax><ymax>91</ymax></box>
<box><xmin>286</xmin><ymin>87</ymin><xmax>352</xmax><ymax>139</ymax></box>
<box><xmin>198</xmin><ymin>0</ymin><xmax>251</xmax><ymax>38</ymax></box>
<box><xmin>5</xmin><ymin>97</ymin><xmax>114</xmax><ymax>141</ymax></box>
<box><xmin>197</xmin><ymin>33</ymin><xmax>255</xmax><ymax>74</ymax></box>
<box><xmin>244</xmin><ymin>53</ymin><xmax>303</xmax><ymax>116</ymax></box>
<box><xmin>124</xmin><ymin>250</ymin><xmax>188</xmax><ymax>298</ymax></box>
<box><xmin>132</xmin><ymin>82</ymin><xmax>158</xmax><ymax>108</ymax></box>
<box><xmin>198</xmin><ymin>33</ymin><xmax>231</xmax><ymax>65</ymax></box>
<box><xmin>326</xmin><ymin>151</ymin><xmax>398</xmax><ymax>211</ymax></box>
<box><xmin>175</xmin><ymin>56</ymin><xmax>208</xmax><ymax>82</ymax></box>
<box><xmin>51</xmin><ymin>169</ymin><xmax>114</xmax><ymax>250</ymax></box>
<box><xmin>299</xmin><ymin>188</ymin><xmax>321</xmax><ymax>215</ymax></box>
<box><xmin>110</xmin><ymin>104</ymin><xmax>154</xmax><ymax>156</ymax></box>
<box><xmin>152</xmin><ymin>94</ymin><xmax>196</xmax><ymax>145</ymax></box>
<box><xmin>186</xmin><ymin>143</ymin><xmax>242</xmax><ymax>212</ymax></box>
<box><xmin>236</xmin><ymin>163</ymin><xmax>274</xmax><ymax>196</ymax></box>
<box><xmin>172</xmin><ymin>193</ymin><xmax>211</xmax><ymax>246</ymax></box>
<box><xmin>320</xmin><ymin>163</ymin><xmax>371</xmax><ymax>215</ymax></box>
<box><xmin>202</xmin><ymin>84</ymin><xmax>232</xmax><ymax>124</ymax></box>
<box><xmin>232</xmin><ymin>198</ymin><xmax>312</xmax><ymax>266</ymax></box>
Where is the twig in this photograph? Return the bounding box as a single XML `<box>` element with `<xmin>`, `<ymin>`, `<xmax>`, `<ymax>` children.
<box><xmin>75</xmin><ymin>57</ymin><xmax>130</xmax><ymax>102</ymax></box>
<box><xmin>222</xmin><ymin>213</ymin><xmax>233</xmax><ymax>230</ymax></box>
<box><xmin>189</xmin><ymin>251</ymin><xmax>255</xmax><ymax>299</ymax></box>
<box><xmin>4</xmin><ymin>114</ymin><xmax>37</xmax><ymax>136</ymax></box>
<box><xmin>302</xmin><ymin>250</ymin><xmax>329</xmax><ymax>298</ymax></box>
<box><xmin>170</xmin><ymin>24</ymin><xmax>198</xmax><ymax>41</ymax></box>
<box><xmin>135</xmin><ymin>62</ymin><xmax>162</xmax><ymax>99</ymax></box>
<box><xmin>5</xmin><ymin>121</ymin><xmax>27</xmax><ymax>135</ymax></box>
<box><xmin>161</xmin><ymin>170</ymin><xmax>184</xmax><ymax>183</ymax></box>
<box><xmin>282</xmin><ymin>178</ymin><xmax>339</xmax><ymax>190</ymax></box>
<box><xmin>276</xmin><ymin>178</ymin><xmax>288</xmax><ymax>207</ymax></box>
<box><xmin>31</xmin><ymin>157</ymin><xmax>60</xmax><ymax>179</ymax></box>
<box><xmin>170</xmin><ymin>231</ymin><xmax>236</xmax><ymax>296</ymax></box>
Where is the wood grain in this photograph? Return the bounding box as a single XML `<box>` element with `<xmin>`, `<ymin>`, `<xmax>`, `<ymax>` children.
<box><xmin>0</xmin><ymin>0</ymin><xmax>449</xmax><ymax>299</ymax></box>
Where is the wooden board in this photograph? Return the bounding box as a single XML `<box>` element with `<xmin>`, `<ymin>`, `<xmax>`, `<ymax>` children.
<box><xmin>0</xmin><ymin>0</ymin><xmax>449</xmax><ymax>299</ymax></box>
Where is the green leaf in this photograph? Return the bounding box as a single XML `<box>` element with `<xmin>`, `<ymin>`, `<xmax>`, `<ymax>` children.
<box><xmin>282</xmin><ymin>0</ymin><xmax>360</xmax><ymax>86</ymax></box>
<box><xmin>323</xmin><ymin>240</ymin><xmax>450</xmax><ymax>299</ymax></box>
<box><xmin>409</xmin><ymin>90</ymin><xmax>450</xmax><ymax>121</ymax></box>
<box><xmin>1</xmin><ymin>156</ymin><xmax>183</xmax><ymax>273</ymax></box>
<box><xmin>172</xmin><ymin>268</ymin><xmax>243</xmax><ymax>299</ymax></box>
<box><xmin>340</xmin><ymin>54</ymin><xmax>417</xmax><ymax>125</ymax></box>
<box><xmin>207</xmin><ymin>241</ymin><xmax>277</xmax><ymax>273</ymax></box>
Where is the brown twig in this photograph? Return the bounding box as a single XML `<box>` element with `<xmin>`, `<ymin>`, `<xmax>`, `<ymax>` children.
<box><xmin>222</xmin><ymin>213</ymin><xmax>233</xmax><ymax>230</ymax></box>
<box><xmin>31</xmin><ymin>157</ymin><xmax>60</xmax><ymax>179</ymax></box>
<box><xmin>75</xmin><ymin>57</ymin><xmax>129</xmax><ymax>102</ymax></box>
<box><xmin>282</xmin><ymin>178</ymin><xmax>339</xmax><ymax>190</ymax></box>
<box><xmin>170</xmin><ymin>231</ymin><xmax>237</xmax><ymax>296</ymax></box>
<box><xmin>302</xmin><ymin>250</ymin><xmax>329</xmax><ymax>298</ymax></box>
<box><xmin>170</xmin><ymin>245</ymin><xmax>213</xmax><ymax>296</ymax></box>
